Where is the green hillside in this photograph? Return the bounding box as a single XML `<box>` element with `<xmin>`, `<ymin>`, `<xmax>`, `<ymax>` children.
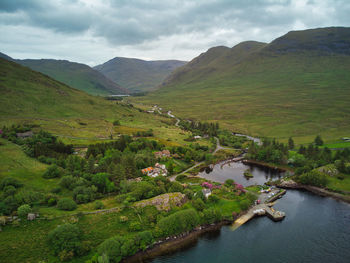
<box><xmin>16</xmin><ymin>59</ymin><xmax>127</xmax><ymax>95</ymax></box>
<box><xmin>0</xmin><ymin>58</ymin><xmax>194</xmax><ymax>146</ymax></box>
<box><xmin>134</xmin><ymin>27</ymin><xmax>350</xmax><ymax>143</ymax></box>
<box><xmin>94</xmin><ymin>57</ymin><xmax>187</xmax><ymax>92</ymax></box>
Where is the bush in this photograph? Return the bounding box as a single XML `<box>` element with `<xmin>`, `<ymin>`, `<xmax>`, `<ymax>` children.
<box><xmin>168</xmin><ymin>181</ymin><xmax>184</xmax><ymax>193</ymax></box>
<box><xmin>113</xmin><ymin>120</ymin><xmax>121</xmax><ymax>126</ymax></box>
<box><xmin>208</xmin><ymin>194</ymin><xmax>220</xmax><ymax>203</ymax></box>
<box><xmin>192</xmin><ymin>198</ymin><xmax>205</xmax><ymax>211</ymax></box>
<box><xmin>3</xmin><ymin>185</ymin><xmax>16</xmax><ymax>197</ymax></box>
<box><xmin>97</xmin><ymin>236</ymin><xmax>124</xmax><ymax>263</ymax></box>
<box><xmin>17</xmin><ymin>204</ymin><xmax>31</xmax><ymax>218</ymax></box>
<box><xmin>73</xmin><ymin>186</ymin><xmax>97</xmax><ymax>204</ymax></box>
<box><xmin>184</xmin><ymin>189</ymin><xmax>194</xmax><ymax>200</ymax></box>
<box><xmin>59</xmin><ymin>176</ymin><xmax>77</xmax><ymax>190</ymax></box>
<box><xmin>202</xmin><ymin>208</ymin><xmax>222</xmax><ymax>224</ymax></box>
<box><xmin>57</xmin><ymin>198</ymin><xmax>77</xmax><ymax>211</ymax></box>
<box><xmin>298</xmin><ymin>170</ymin><xmax>328</xmax><ymax>187</ymax></box>
<box><xmin>94</xmin><ymin>200</ymin><xmax>104</xmax><ymax>210</ymax></box>
<box><xmin>157</xmin><ymin>209</ymin><xmax>200</xmax><ymax>237</ymax></box>
<box><xmin>0</xmin><ymin>177</ymin><xmax>22</xmax><ymax>190</ymax></box>
<box><xmin>43</xmin><ymin>164</ymin><xmax>63</xmax><ymax>179</ymax></box>
<box><xmin>48</xmin><ymin>224</ymin><xmax>82</xmax><ymax>256</ymax></box>
<box><xmin>128</xmin><ymin>221</ymin><xmax>142</xmax><ymax>231</ymax></box>
<box><xmin>175</xmin><ymin>174</ymin><xmax>186</xmax><ymax>182</ymax></box>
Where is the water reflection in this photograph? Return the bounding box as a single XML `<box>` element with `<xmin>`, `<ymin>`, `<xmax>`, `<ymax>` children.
<box><xmin>197</xmin><ymin>160</ymin><xmax>285</xmax><ymax>186</ymax></box>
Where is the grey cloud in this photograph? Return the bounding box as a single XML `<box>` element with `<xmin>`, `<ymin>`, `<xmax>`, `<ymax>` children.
<box><xmin>1</xmin><ymin>0</ymin><xmax>350</xmax><ymax>65</ymax></box>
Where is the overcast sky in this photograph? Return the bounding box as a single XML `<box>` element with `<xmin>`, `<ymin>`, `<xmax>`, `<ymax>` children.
<box><xmin>1</xmin><ymin>0</ymin><xmax>350</xmax><ymax>66</ymax></box>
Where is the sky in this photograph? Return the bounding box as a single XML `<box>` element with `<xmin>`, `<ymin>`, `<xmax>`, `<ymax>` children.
<box><xmin>1</xmin><ymin>0</ymin><xmax>350</xmax><ymax>66</ymax></box>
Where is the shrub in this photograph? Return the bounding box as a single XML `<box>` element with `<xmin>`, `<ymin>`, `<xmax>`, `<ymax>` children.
<box><xmin>113</xmin><ymin>120</ymin><xmax>121</xmax><ymax>126</ymax></box>
<box><xmin>192</xmin><ymin>198</ymin><xmax>205</xmax><ymax>211</ymax></box>
<box><xmin>208</xmin><ymin>194</ymin><xmax>220</xmax><ymax>203</ymax></box>
<box><xmin>94</xmin><ymin>200</ymin><xmax>104</xmax><ymax>210</ymax></box>
<box><xmin>17</xmin><ymin>204</ymin><xmax>31</xmax><ymax>218</ymax></box>
<box><xmin>175</xmin><ymin>174</ymin><xmax>186</xmax><ymax>182</ymax></box>
<box><xmin>0</xmin><ymin>177</ymin><xmax>22</xmax><ymax>190</ymax></box>
<box><xmin>298</xmin><ymin>170</ymin><xmax>328</xmax><ymax>187</ymax></box>
<box><xmin>59</xmin><ymin>176</ymin><xmax>77</xmax><ymax>190</ymax></box>
<box><xmin>168</xmin><ymin>181</ymin><xmax>184</xmax><ymax>193</ymax></box>
<box><xmin>224</xmin><ymin>179</ymin><xmax>235</xmax><ymax>187</ymax></box>
<box><xmin>157</xmin><ymin>209</ymin><xmax>200</xmax><ymax>237</ymax></box>
<box><xmin>128</xmin><ymin>221</ymin><xmax>142</xmax><ymax>231</ymax></box>
<box><xmin>57</xmin><ymin>198</ymin><xmax>77</xmax><ymax>211</ymax></box>
<box><xmin>3</xmin><ymin>185</ymin><xmax>16</xmax><ymax>197</ymax></box>
<box><xmin>43</xmin><ymin>164</ymin><xmax>63</xmax><ymax>179</ymax></box>
<box><xmin>202</xmin><ymin>208</ymin><xmax>222</xmax><ymax>224</ymax></box>
<box><xmin>73</xmin><ymin>186</ymin><xmax>97</xmax><ymax>204</ymax></box>
<box><xmin>184</xmin><ymin>189</ymin><xmax>194</xmax><ymax>200</ymax></box>
<box><xmin>48</xmin><ymin>224</ymin><xmax>82</xmax><ymax>256</ymax></box>
<box><xmin>98</xmin><ymin>236</ymin><xmax>124</xmax><ymax>263</ymax></box>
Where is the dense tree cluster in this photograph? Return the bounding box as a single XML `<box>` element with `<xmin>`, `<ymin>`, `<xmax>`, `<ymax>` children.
<box><xmin>179</xmin><ymin>120</ymin><xmax>219</xmax><ymax>136</ymax></box>
<box><xmin>247</xmin><ymin>138</ymin><xmax>289</xmax><ymax>164</ymax></box>
<box><xmin>218</xmin><ymin>130</ymin><xmax>248</xmax><ymax>149</ymax></box>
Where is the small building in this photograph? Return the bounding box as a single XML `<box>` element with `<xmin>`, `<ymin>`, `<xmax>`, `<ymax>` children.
<box><xmin>202</xmin><ymin>188</ymin><xmax>212</xmax><ymax>199</ymax></box>
<box><xmin>141</xmin><ymin>167</ymin><xmax>154</xmax><ymax>175</ymax></box>
<box><xmin>16</xmin><ymin>131</ymin><xmax>34</xmax><ymax>139</ymax></box>
<box><xmin>142</xmin><ymin>163</ymin><xmax>168</xmax><ymax>177</ymax></box>
<box><xmin>194</xmin><ymin>135</ymin><xmax>202</xmax><ymax>139</ymax></box>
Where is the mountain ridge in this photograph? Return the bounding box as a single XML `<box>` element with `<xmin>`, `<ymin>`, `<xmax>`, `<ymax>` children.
<box><xmin>94</xmin><ymin>57</ymin><xmax>187</xmax><ymax>92</ymax></box>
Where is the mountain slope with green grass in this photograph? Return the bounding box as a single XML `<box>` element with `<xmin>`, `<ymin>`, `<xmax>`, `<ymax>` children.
<box><xmin>94</xmin><ymin>57</ymin><xmax>187</xmax><ymax>93</ymax></box>
<box><xmin>133</xmin><ymin>27</ymin><xmax>350</xmax><ymax>143</ymax></box>
<box><xmin>0</xmin><ymin>58</ymin><xmax>199</xmax><ymax>147</ymax></box>
<box><xmin>16</xmin><ymin>59</ymin><xmax>127</xmax><ymax>95</ymax></box>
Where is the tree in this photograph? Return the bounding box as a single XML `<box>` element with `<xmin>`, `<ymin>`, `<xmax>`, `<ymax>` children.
<box><xmin>314</xmin><ymin>135</ymin><xmax>324</xmax><ymax>146</ymax></box>
<box><xmin>17</xmin><ymin>204</ymin><xmax>31</xmax><ymax>218</ymax></box>
<box><xmin>288</xmin><ymin>137</ymin><xmax>295</xmax><ymax>150</ymax></box>
<box><xmin>43</xmin><ymin>164</ymin><xmax>63</xmax><ymax>179</ymax></box>
<box><xmin>57</xmin><ymin>198</ymin><xmax>77</xmax><ymax>211</ymax></box>
<box><xmin>157</xmin><ymin>209</ymin><xmax>200</xmax><ymax>237</ymax></box>
<box><xmin>48</xmin><ymin>224</ymin><xmax>82</xmax><ymax>256</ymax></box>
<box><xmin>192</xmin><ymin>198</ymin><xmax>205</xmax><ymax>211</ymax></box>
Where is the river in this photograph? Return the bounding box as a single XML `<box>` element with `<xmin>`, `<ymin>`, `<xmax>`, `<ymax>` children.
<box><xmin>150</xmin><ymin>163</ymin><xmax>350</xmax><ymax>263</ymax></box>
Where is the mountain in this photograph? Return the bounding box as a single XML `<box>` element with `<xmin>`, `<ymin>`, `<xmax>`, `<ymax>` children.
<box><xmin>135</xmin><ymin>27</ymin><xmax>350</xmax><ymax>143</ymax></box>
<box><xmin>16</xmin><ymin>59</ymin><xmax>127</xmax><ymax>95</ymax></box>
<box><xmin>0</xmin><ymin>57</ymin><xmax>129</xmax><ymax>119</ymax></box>
<box><xmin>0</xmin><ymin>52</ymin><xmax>15</xmax><ymax>62</ymax></box>
<box><xmin>94</xmin><ymin>57</ymin><xmax>187</xmax><ymax>92</ymax></box>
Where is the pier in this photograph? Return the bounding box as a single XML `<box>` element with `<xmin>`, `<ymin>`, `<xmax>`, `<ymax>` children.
<box><xmin>232</xmin><ymin>189</ymin><xmax>286</xmax><ymax>230</ymax></box>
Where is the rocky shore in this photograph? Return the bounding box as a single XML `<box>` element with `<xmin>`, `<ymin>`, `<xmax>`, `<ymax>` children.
<box><xmin>276</xmin><ymin>179</ymin><xmax>350</xmax><ymax>204</ymax></box>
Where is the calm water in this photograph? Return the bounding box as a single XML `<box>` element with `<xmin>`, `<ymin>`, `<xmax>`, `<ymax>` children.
<box><xmin>197</xmin><ymin>161</ymin><xmax>285</xmax><ymax>186</ymax></box>
<box><xmin>152</xmin><ymin>190</ymin><xmax>350</xmax><ymax>263</ymax></box>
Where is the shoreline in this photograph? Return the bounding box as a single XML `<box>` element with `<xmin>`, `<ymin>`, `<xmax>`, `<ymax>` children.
<box><xmin>275</xmin><ymin>179</ymin><xmax>350</xmax><ymax>204</ymax></box>
<box><xmin>122</xmin><ymin>219</ymin><xmax>238</xmax><ymax>263</ymax></box>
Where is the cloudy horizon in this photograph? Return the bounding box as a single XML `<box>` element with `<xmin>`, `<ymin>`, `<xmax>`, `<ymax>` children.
<box><xmin>1</xmin><ymin>0</ymin><xmax>350</xmax><ymax>66</ymax></box>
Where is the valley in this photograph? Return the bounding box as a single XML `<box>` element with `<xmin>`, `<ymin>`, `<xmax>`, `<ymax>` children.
<box><xmin>0</xmin><ymin>25</ymin><xmax>350</xmax><ymax>263</ymax></box>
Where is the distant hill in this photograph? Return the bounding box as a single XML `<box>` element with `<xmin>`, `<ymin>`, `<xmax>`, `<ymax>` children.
<box><xmin>0</xmin><ymin>58</ymin><xmax>133</xmax><ymax>119</ymax></box>
<box><xmin>0</xmin><ymin>52</ymin><xmax>15</xmax><ymax>62</ymax></box>
<box><xmin>16</xmin><ymin>59</ymin><xmax>128</xmax><ymax>95</ymax></box>
<box><xmin>94</xmin><ymin>57</ymin><xmax>187</xmax><ymax>92</ymax></box>
<box><xmin>135</xmin><ymin>27</ymin><xmax>350</xmax><ymax>143</ymax></box>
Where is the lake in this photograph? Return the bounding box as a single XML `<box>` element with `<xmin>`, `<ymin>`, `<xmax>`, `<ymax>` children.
<box><xmin>151</xmin><ymin>161</ymin><xmax>350</xmax><ymax>263</ymax></box>
<box><xmin>151</xmin><ymin>190</ymin><xmax>350</xmax><ymax>263</ymax></box>
<box><xmin>197</xmin><ymin>160</ymin><xmax>286</xmax><ymax>186</ymax></box>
